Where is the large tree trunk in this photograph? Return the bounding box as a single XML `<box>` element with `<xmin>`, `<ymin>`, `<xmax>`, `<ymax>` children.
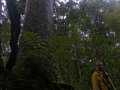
<box><xmin>5</xmin><ymin>0</ymin><xmax>21</xmax><ymax>71</ymax></box>
<box><xmin>24</xmin><ymin>0</ymin><xmax>53</xmax><ymax>39</ymax></box>
<box><xmin>17</xmin><ymin>0</ymin><xmax>74</xmax><ymax>89</ymax></box>
<box><xmin>22</xmin><ymin>0</ymin><xmax>55</xmax><ymax>80</ymax></box>
<box><xmin>0</xmin><ymin>0</ymin><xmax>4</xmax><ymax>68</ymax></box>
<box><xmin>20</xmin><ymin>0</ymin><xmax>60</xmax><ymax>89</ymax></box>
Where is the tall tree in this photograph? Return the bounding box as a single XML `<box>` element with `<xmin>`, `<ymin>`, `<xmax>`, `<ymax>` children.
<box><xmin>17</xmin><ymin>0</ymin><xmax>74</xmax><ymax>89</ymax></box>
<box><xmin>5</xmin><ymin>0</ymin><xmax>21</xmax><ymax>71</ymax></box>
<box><xmin>24</xmin><ymin>0</ymin><xmax>53</xmax><ymax>39</ymax></box>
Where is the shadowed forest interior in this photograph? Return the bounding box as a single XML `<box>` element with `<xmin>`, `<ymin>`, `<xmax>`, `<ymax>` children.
<box><xmin>0</xmin><ymin>0</ymin><xmax>120</xmax><ymax>90</ymax></box>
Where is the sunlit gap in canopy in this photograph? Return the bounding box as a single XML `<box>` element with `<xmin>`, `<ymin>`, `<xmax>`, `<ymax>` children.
<box><xmin>0</xmin><ymin>0</ymin><xmax>6</xmax><ymax>23</ymax></box>
<box><xmin>59</xmin><ymin>0</ymin><xmax>80</xmax><ymax>3</ymax></box>
<box><xmin>1</xmin><ymin>0</ymin><xmax>5</xmax><ymax>5</ymax></box>
<box><xmin>1</xmin><ymin>0</ymin><xmax>6</xmax><ymax>11</ymax></box>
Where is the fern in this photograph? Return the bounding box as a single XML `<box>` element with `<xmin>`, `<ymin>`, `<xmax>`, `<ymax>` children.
<box><xmin>21</xmin><ymin>31</ymin><xmax>48</xmax><ymax>58</ymax></box>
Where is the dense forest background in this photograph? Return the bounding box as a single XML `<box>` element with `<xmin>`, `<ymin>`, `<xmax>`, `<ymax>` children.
<box><xmin>0</xmin><ymin>0</ymin><xmax>120</xmax><ymax>90</ymax></box>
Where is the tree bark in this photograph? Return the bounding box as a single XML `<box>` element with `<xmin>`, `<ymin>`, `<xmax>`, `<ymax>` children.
<box><xmin>24</xmin><ymin>0</ymin><xmax>53</xmax><ymax>39</ymax></box>
<box><xmin>5</xmin><ymin>0</ymin><xmax>21</xmax><ymax>71</ymax></box>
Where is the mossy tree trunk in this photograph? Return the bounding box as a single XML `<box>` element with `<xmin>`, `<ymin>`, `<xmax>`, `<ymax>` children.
<box><xmin>5</xmin><ymin>0</ymin><xmax>21</xmax><ymax>71</ymax></box>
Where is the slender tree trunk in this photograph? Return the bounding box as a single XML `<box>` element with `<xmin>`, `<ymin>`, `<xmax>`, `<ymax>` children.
<box><xmin>0</xmin><ymin>0</ymin><xmax>3</xmax><ymax>68</ymax></box>
<box><xmin>24</xmin><ymin>0</ymin><xmax>53</xmax><ymax>39</ymax></box>
<box><xmin>5</xmin><ymin>0</ymin><xmax>21</xmax><ymax>71</ymax></box>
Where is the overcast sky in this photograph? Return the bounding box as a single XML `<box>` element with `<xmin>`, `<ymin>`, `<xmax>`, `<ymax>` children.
<box><xmin>59</xmin><ymin>0</ymin><xmax>69</xmax><ymax>3</ymax></box>
<box><xmin>59</xmin><ymin>0</ymin><xmax>80</xmax><ymax>3</ymax></box>
<box><xmin>59</xmin><ymin>0</ymin><xmax>69</xmax><ymax>1</ymax></box>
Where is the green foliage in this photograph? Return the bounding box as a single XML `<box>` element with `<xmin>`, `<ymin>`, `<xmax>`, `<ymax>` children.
<box><xmin>17</xmin><ymin>0</ymin><xmax>26</xmax><ymax>15</ymax></box>
<box><xmin>1</xmin><ymin>18</ymin><xmax>11</xmax><ymax>64</ymax></box>
<box><xmin>53</xmin><ymin>0</ymin><xmax>120</xmax><ymax>90</ymax></box>
<box><xmin>1</xmin><ymin>0</ymin><xmax>120</xmax><ymax>90</ymax></box>
<box><xmin>14</xmin><ymin>31</ymin><xmax>59</xmax><ymax>83</ymax></box>
<box><xmin>21</xmin><ymin>31</ymin><xmax>48</xmax><ymax>58</ymax></box>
